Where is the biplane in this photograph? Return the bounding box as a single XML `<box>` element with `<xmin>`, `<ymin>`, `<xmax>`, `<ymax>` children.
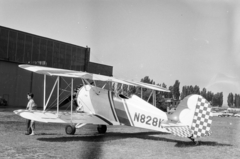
<box><xmin>14</xmin><ymin>64</ymin><xmax>213</xmax><ymax>144</ymax></box>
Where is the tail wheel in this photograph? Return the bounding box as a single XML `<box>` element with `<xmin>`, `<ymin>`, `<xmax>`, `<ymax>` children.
<box><xmin>188</xmin><ymin>136</ymin><xmax>199</xmax><ymax>145</ymax></box>
<box><xmin>65</xmin><ymin>125</ymin><xmax>76</xmax><ymax>135</ymax></box>
<box><xmin>97</xmin><ymin>125</ymin><xmax>107</xmax><ymax>134</ymax></box>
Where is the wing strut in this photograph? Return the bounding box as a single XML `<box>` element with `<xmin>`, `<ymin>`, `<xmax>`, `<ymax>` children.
<box><xmin>146</xmin><ymin>90</ymin><xmax>157</xmax><ymax>106</ymax></box>
<box><xmin>43</xmin><ymin>77</ymin><xmax>59</xmax><ymax>111</ymax></box>
<box><xmin>57</xmin><ymin>76</ymin><xmax>59</xmax><ymax>115</ymax></box>
<box><xmin>153</xmin><ymin>90</ymin><xmax>156</xmax><ymax>106</ymax></box>
<box><xmin>147</xmin><ymin>90</ymin><xmax>153</xmax><ymax>103</ymax></box>
<box><xmin>71</xmin><ymin>78</ymin><xmax>73</xmax><ymax>122</ymax></box>
<box><xmin>102</xmin><ymin>83</ymin><xmax>106</xmax><ymax>89</ymax></box>
<box><xmin>43</xmin><ymin>74</ymin><xmax>46</xmax><ymax>111</ymax></box>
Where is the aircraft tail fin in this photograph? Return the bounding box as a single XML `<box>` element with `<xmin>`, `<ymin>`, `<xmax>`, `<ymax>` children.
<box><xmin>166</xmin><ymin>95</ymin><xmax>213</xmax><ymax>138</ymax></box>
<box><xmin>189</xmin><ymin>96</ymin><xmax>212</xmax><ymax>138</ymax></box>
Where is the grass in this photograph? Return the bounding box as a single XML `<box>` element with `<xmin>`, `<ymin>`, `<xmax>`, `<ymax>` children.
<box><xmin>1</xmin><ymin>108</ymin><xmax>240</xmax><ymax>159</ymax></box>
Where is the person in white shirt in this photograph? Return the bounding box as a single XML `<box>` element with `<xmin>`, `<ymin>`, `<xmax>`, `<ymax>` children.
<box><xmin>26</xmin><ymin>93</ymin><xmax>37</xmax><ymax>135</ymax></box>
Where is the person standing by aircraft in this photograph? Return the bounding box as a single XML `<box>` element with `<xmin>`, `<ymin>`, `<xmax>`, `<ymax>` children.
<box><xmin>26</xmin><ymin>93</ymin><xmax>37</xmax><ymax>135</ymax></box>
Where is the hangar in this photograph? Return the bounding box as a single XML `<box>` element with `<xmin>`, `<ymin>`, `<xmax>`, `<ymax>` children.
<box><xmin>0</xmin><ymin>26</ymin><xmax>113</xmax><ymax>108</ymax></box>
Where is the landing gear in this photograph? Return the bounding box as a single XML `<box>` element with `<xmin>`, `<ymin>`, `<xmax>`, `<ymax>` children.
<box><xmin>65</xmin><ymin>125</ymin><xmax>76</xmax><ymax>135</ymax></box>
<box><xmin>97</xmin><ymin>125</ymin><xmax>107</xmax><ymax>134</ymax></box>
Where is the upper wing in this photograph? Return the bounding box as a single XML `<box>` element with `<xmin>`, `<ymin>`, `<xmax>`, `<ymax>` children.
<box><xmin>19</xmin><ymin>64</ymin><xmax>169</xmax><ymax>92</ymax></box>
<box><xmin>124</xmin><ymin>79</ymin><xmax>170</xmax><ymax>92</ymax></box>
<box><xmin>19</xmin><ymin>64</ymin><xmax>131</xmax><ymax>85</ymax></box>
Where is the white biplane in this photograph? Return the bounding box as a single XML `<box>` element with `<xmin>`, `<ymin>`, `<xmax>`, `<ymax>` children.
<box><xmin>14</xmin><ymin>64</ymin><xmax>213</xmax><ymax>144</ymax></box>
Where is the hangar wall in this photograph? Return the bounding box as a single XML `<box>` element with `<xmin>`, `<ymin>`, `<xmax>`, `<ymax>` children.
<box><xmin>0</xmin><ymin>61</ymin><xmax>31</xmax><ymax>107</ymax></box>
<box><xmin>87</xmin><ymin>62</ymin><xmax>113</xmax><ymax>76</ymax></box>
<box><xmin>0</xmin><ymin>60</ymin><xmax>84</xmax><ymax>108</ymax></box>
<box><xmin>0</xmin><ymin>26</ymin><xmax>90</xmax><ymax>71</ymax></box>
<box><xmin>0</xmin><ymin>26</ymin><xmax>113</xmax><ymax>108</ymax></box>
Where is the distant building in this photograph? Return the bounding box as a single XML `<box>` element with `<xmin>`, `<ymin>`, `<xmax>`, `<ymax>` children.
<box><xmin>0</xmin><ymin>25</ymin><xmax>113</xmax><ymax>107</ymax></box>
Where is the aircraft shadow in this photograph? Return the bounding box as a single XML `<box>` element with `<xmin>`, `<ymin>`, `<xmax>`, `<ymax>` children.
<box><xmin>35</xmin><ymin>133</ymin><xmax>60</xmax><ymax>136</ymax></box>
<box><xmin>37</xmin><ymin>131</ymin><xmax>232</xmax><ymax>147</ymax></box>
<box><xmin>174</xmin><ymin>140</ymin><xmax>232</xmax><ymax>147</ymax></box>
<box><xmin>37</xmin><ymin>131</ymin><xmax>164</xmax><ymax>142</ymax></box>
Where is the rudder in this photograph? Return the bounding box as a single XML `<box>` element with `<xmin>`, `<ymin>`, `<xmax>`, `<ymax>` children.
<box><xmin>166</xmin><ymin>95</ymin><xmax>213</xmax><ymax>139</ymax></box>
<box><xmin>190</xmin><ymin>96</ymin><xmax>212</xmax><ymax>138</ymax></box>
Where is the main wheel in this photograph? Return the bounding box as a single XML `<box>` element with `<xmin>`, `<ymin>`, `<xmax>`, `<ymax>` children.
<box><xmin>97</xmin><ymin>125</ymin><xmax>107</xmax><ymax>134</ymax></box>
<box><xmin>65</xmin><ymin>125</ymin><xmax>76</xmax><ymax>135</ymax></box>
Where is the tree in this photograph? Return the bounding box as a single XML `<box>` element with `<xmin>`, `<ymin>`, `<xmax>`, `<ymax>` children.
<box><xmin>138</xmin><ymin>76</ymin><xmax>157</xmax><ymax>102</ymax></box>
<box><xmin>129</xmin><ymin>86</ymin><xmax>137</xmax><ymax>95</ymax></box>
<box><xmin>211</xmin><ymin>92</ymin><xmax>223</xmax><ymax>107</ymax></box>
<box><xmin>157</xmin><ymin>94</ymin><xmax>167</xmax><ymax>112</ymax></box>
<box><xmin>227</xmin><ymin>93</ymin><xmax>233</xmax><ymax>107</ymax></box>
<box><xmin>189</xmin><ymin>85</ymin><xmax>194</xmax><ymax>95</ymax></box>
<box><xmin>212</xmin><ymin>93</ymin><xmax>219</xmax><ymax>106</ymax></box>
<box><xmin>181</xmin><ymin>86</ymin><xmax>187</xmax><ymax>100</ymax></box>
<box><xmin>140</xmin><ymin>76</ymin><xmax>155</xmax><ymax>85</ymax></box>
<box><xmin>234</xmin><ymin>94</ymin><xmax>240</xmax><ymax>108</ymax></box>
<box><xmin>168</xmin><ymin>86</ymin><xmax>173</xmax><ymax>98</ymax></box>
<box><xmin>162</xmin><ymin>83</ymin><xmax>167</xmax><ymax>88</ymax></box>
<box><xmin>172</xmin><ymin>80</ymin><xmax>180</xmax><ymax>100</ymax></box>
<box><xmin>219</xmin><ymin>92</ymin><xmax>223</xmax><ymax>107</ymax></box>
<box><xmin>193</xmin><ymin>85</ymin><xmax>200</xmax><ymax>95</ymax></box>
<box><xmin>200</xmin><ymin>88</ymin><xmax>207</xmax><ymax>99</ymax></box>
<box><xmin>181</xmin><ymin>85</ymin><xmax>201</xmax><ymax>99</ymax></box>
<box><xmin>238</xmin><ymin>95</ymin><xmax>240</xmax><ymax>108</ymax></box>
<box><xmin>206</xmin><ymin>91</ymin><xmax>214</xmax><ymax>103</ymax></box>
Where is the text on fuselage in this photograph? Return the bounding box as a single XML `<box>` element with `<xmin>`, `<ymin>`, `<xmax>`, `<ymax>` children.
<box><xmin>134</xmin><ymin>112</ymin><xmax>164</xmax><ymax>128</ymax></box>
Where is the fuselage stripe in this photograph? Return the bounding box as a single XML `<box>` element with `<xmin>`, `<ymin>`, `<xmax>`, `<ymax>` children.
<box><xmin>113</xmin><ymin>97</ymin><xmax>131</xmax><ymax>126</ymax></box>
<box><xmin>108</xmin><ymin>91</ymin><xmax>118</xmax><ymax>122</ymax></box>
<box><xmin>123</xmin><ymin>99</ymin><xmax>134</xmax><ymax>126</ymax></box>
<box><xmin>95</xmin><ymin>114</ymin><xmax>113</xmax><ymax>125</ymax></box>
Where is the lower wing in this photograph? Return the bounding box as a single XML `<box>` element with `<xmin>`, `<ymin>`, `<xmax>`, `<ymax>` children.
<box><xmin>14</xmin><ymin>109</ymin><xmax>119</xmax><ymax>125</ymax></box>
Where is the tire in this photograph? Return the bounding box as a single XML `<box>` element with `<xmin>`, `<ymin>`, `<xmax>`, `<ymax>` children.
<box><xmin>97</xmin><ymin>125</ymin><xmax>107</xmax><ymax>134</ymax></box>
<box><xmin>65</xmin><ymin>125</ymin><xmax>76</xmax><ymax>135</ymax></box>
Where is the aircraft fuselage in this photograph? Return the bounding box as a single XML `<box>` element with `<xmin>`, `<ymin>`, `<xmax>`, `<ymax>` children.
<box><xmin>77</xmin><ymin>85</ymin><xmax>169</xmax><ymax>132</ymax></box>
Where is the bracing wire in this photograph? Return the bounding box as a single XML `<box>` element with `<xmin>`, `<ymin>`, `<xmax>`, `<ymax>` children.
<box><xmin>45</xmin><ymin>78</ymin><xmax>75</xmax><ymax>111</ymax></box>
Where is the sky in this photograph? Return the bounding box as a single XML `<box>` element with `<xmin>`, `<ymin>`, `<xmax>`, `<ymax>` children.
<box><xmin>0</xmin><ymin>0</ymin><xmax>240</xmax><ymax>105</ymax></box>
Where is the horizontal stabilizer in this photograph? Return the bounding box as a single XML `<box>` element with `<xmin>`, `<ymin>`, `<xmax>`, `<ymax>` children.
<box><xmin>165</xmin><ymin>126</ymin><xmax>192</xmax><ymax>138</ymax></box>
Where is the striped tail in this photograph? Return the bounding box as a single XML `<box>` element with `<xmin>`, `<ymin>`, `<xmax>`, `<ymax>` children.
<box><xmin>166</xmin><ymin>95</ymin><xmax>213</xmax><ymax>139</ymax></box>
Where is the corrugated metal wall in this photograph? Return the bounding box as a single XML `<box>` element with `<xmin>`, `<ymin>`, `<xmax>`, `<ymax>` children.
<box><xmin>0</xmin><ymin>26</ymin><xmax>89</xmax><ymax>71</ymax></box>
<box><xmin>87</xmin><ymin>62</ymin><xmax>113</xmax><ymax>76</ymax></box>
<box><xmin>0</xmin><ymin>60</ymin><xmax>83</xmax><ymax>108</ymax></box>
<box><xmin>0</xmin><ymin>26</ymin><xmax>113</xmax><ymax>108</ymax></box>
<box><xmin>0</xmin><ymin>61</ymin><xmax>31</xmax><ymax>107</ymax></box>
